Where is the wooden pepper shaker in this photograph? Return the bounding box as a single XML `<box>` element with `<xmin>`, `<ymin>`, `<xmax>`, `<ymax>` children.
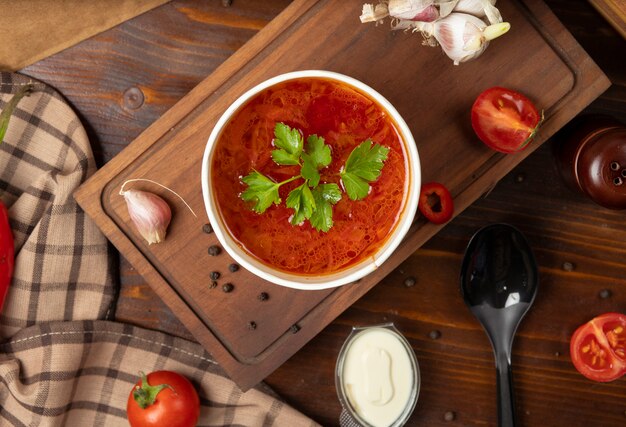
<box><xmin>555</xmin><ymin>115</ymin><xmax>626</xmax><ymax>210</ymax></box>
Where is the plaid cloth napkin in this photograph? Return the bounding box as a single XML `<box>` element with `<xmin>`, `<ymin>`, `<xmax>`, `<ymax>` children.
<box><xmin>0</xmin><ymin>72</ymin><xmax>319</xmax><ymax>426</ymax></box>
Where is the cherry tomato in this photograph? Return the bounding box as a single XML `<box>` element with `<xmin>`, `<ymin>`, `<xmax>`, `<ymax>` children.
<box><xmin>418</xmin><ymin>182</ymin><xmax>454</xmax><ymax>224</ymax></box>
<box><xmin>471</xmin><ymin>87</ymin><xmax>543</xmax><ymax>153</ymax></box>
<box><xmin>127</xmin><ymin>371</ymin><xmax>200</xmax><ymax>427</ymax></box>
<box><xmin>570</xmin><ymin>313</ymin><xmax>626</xmax><ymax>382</ymax></box>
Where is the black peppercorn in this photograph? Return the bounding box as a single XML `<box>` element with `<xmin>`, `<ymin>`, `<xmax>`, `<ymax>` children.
<box><xmin>208</xmin><ymin>245</ymin><xmax>221</xmax><ymax>256</ymax></box>
<box><xmin>229</xmin><ymin>263</ymin><xmax>240</xmax><ymax>272</ymax></box>
<box><xmin>247</xmin><ymin>321</ymin><xmax>257</xmax><ymax>330</ymax></box>
<box><xmin>202</xmin><ymin>223</ymin><xmax>213</xmax><ymax>234</ymax></box>
<box><xmin>290</xmin><ymin>324</ymin><xmax>300</xmax><ymax>334</ymax></box>
<box><xmin>404</xmin><ymin>276</ymin><xmax>417</xmax><ymax>287</ymax></box>
<box><xmin>258</xmin><ymin>292</ymin><xmax>269</xmax><ymax>301</ymax></box>
<box><xmin>429</xmin><ymin>330</ymin><xmax>442</xmax><ymax>340</ymax></box>
<box><xmin>222</xmin><ymin>283</ymin><xmax>234</xmax><ymax>293</ymax></box>
<box><xmin>209</xmin><ymin>281</ymin><xmax>217</xmax><ymax>289</ymax></box>
<box><xmin>599</xmin><ymin>289</ymin><xmax>612</xmax><ymax>299</ymax></box>
<box><xmin>444</xmin><ymin>411</ymin><xmax>456</xmax><ymax>422</ymax></box>
<box><xmin>210</xmin><ymin>271</ymin><xmax>220</xmax><ymax>280</ymax></box>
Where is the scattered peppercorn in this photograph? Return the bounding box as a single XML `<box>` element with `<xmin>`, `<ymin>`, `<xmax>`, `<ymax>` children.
<box><xmin>202</xmin><ymin>223</ymin><xmax>213</xmax><ymax>234</ymax></box>
<box><xmin>562</xmin><ymin>261</ymin><xmax>575</xmax><ymax>272</ymax></box>
<box><xmin>209</xmin><ymin>281</ymin><xmax>217</xmax><ymax>289</ymax></box>
<box><xmin>599</xmin><ymin>289</ymin><xmax>612</xmax><ymax>299</ymax></box>
<box><xmin>258</xmin><ymin>292</ymin><xmax>269</xmax><ymax>301</ymax></box>
<box><xmin>210</xmin><ymin>271</ymin><xmax>220</xmax><ymax>280</ymax></box>
<box><xmin>515</xmin><ymin>173</ymin><xmax>525</xmax><ymax>183</ymax></box>
<box><xmin>404</xmin><ymin>276</ymin><xmax>417</xmax><ymax>288</ymax></box>
<box><xmin>222</xmin><ymin>283</ymin><xmax>234</xmax><ymax>293</ymax></box>
<box><xmin>429</xmin><ymin>330</ymin><xmax>442</xmax><ymax>340</ymax></box>
<box><xmin>290</xmin><ymin>324</ymin><xmax>300</xmax><ymax>334</ymax></box>
<box><xmin>247</xmin><ymin>321</ymin><xmax>257</xmax><ymax>330</ymax></box>
<box><xmin>208</xmin><ymin>245</ymin><xmax>221</xmax><ymax>256</ymax></box>
<box><xmin>229</xmin><ymin>263</ymin><xmax>239</xmax><ymax>272</ymax></box>
<box><xmin>444</xmin><ymin>411</ymin><xmax>456</xmax><ymax>421</ymax></box>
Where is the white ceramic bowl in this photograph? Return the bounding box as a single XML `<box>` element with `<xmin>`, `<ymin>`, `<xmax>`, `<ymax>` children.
<box><xmin>201</xmin><ymin>70</ymin><xmax>420</xmax><ymax>290</ymax></box>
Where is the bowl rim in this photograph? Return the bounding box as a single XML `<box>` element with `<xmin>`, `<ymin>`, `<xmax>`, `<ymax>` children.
<box><xmin>201</xmin><ymin>70</ymin><xmax>420</xmax><ymax>290</ymax></box>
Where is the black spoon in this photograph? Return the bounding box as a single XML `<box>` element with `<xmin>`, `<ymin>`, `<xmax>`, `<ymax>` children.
<box><xmin>460</xmin><ymin>223</ymin><xmax>538</xmax><ymax>427</ymax></box>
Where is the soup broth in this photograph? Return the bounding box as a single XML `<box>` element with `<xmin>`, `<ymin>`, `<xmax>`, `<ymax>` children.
<box><xmin>211</xmin><ymin>77</ymin><xmax>408</xmax><ymax>275</ymax></box>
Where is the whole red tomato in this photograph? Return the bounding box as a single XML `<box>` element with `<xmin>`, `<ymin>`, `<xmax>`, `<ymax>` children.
<box><xmin>471</xmin><ymin>87</ymin><xmax>543</xmax><ymax>153</ymax></box>
<box><xmin>418</xmin><ymin>182</ymin><xmax>454</xmax><ymax>224</ymax></box>
<box><xmin>127</xmin><ymin>371</ymin><xmax>200</xmax><ymax>427</ymax></box>
<box><xmin>570</xmin><ymin>313</ymin><xmax>626</xmax><ymax>382</ymax></box>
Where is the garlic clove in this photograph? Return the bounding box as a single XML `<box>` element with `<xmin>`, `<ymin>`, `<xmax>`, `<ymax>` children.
<box><xmin>388</xmin><ymin>0</ymin><xmax>439</xmax><ymax>22</ymax></box>
<box><xmin>122</xmin><ymin>189</ymin><xmax>172</xmax><ymax>245</ymax></box>
<box><xmin>453</xmin><ymin>0</ymin><xmax>503</xmax><ymax>24</ymax></box>
<box><xmin>433</xmin><ymin>13</ymin><xmax>509</xmax><ymax>65</ymax></box>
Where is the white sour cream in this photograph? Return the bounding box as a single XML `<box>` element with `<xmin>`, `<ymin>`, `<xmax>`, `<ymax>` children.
<box><xmin>339</xmin><ymin>327</ymin><xmax>418</xmax><ymax>427</ymax></box>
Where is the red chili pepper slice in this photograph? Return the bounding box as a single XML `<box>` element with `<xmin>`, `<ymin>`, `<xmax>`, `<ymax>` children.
<box><xmin>418</xmin><ymin>182</ymin><xmax>454</xmax><ymax>224</ymax></box>
<box><xmin>0</xmin><ymin>201</ymin><xmax>13</xmax><ymax>312</ymax></box>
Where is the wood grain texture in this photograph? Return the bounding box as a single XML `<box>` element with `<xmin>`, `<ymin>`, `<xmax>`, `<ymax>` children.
<box><xmin>21</xmin><ymin>0</ymin><xmax>626</xmax><ymax>425</ymax></box>
<box><xmin>589</xmin><ymin>0</ymin><xmax>626</xmax><ymax>39</ymax></box>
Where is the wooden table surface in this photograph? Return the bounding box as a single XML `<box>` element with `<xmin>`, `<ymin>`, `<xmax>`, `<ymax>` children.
<box><xmin>21</xmin><ymin>0</ymin><xmax>626</xmax><ymax>426</ymax></box>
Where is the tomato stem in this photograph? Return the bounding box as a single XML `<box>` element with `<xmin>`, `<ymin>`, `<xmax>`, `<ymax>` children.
<box><xmin>133</xmin><ymin>372</ymin><xmax>173</xmax><ymax>409</ymax></box>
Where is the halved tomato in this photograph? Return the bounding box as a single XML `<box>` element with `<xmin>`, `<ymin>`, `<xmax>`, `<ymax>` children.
<box><xmin>471</xmin><ymin>87</ymin><xmax>543</xmax><ymax>153</ymax></box>
<box><xmin>570</xmin><ymin>312</ymin><xmax>626</xmax><ymax>382</ymax></box>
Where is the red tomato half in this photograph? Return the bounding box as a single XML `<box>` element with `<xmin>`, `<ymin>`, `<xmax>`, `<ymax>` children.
<box><xmin>570</xmin><ymin>313</ymin><xmax>626</xmax><ymax>382</ymax></box>
<box><xmin>418</xmin><ymin>182</ymin><xmax>454</xmax><ymax>224</ymax></box>
<box><xmin>127</xmin><ymin>371</ymin><xmax>200</xmax><ymax>427</ymax></box>
<box><xmin>471</xmin><ymin>87</ymin><xmax>543</xmax><ymax>153</ymax></box>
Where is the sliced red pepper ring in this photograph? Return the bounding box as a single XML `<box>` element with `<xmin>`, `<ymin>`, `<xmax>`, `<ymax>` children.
<box><xmin>418</xmin><ymin>182</ymin><xmax>454</xmax><ymax>225</ymax></box>
<box><xmin>570</xmin><ymin>312</ymin><xmax>626</xmax><ymax>382</ymax></box>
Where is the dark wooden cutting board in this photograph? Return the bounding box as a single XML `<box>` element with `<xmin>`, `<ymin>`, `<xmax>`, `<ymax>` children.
<box><xmin>75</xmin><ymin>0</ymin><xmax>609</xmax><ymax>390</ymax></box>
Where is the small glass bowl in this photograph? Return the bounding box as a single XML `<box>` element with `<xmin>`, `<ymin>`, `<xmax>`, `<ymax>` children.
<box><xmin>335</xmin><ymin>323</ymin><xmax>420</xmax><ymax>427</ymax></box>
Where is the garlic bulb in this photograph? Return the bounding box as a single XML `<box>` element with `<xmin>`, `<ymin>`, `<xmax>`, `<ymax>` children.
<box><xmin>122</xmin><ymin>189</ymin><xmax>172</xmax><ymax>245</ymax></box>
<box><xmin>410</xmin><ymin>13</ymin><xmax>510</xmax><ymax>65</ymax></box>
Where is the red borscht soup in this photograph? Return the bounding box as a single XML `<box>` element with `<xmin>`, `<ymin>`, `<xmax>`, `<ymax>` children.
<box><xmin>211</xmin><ymin>77</ymin><xmax>408</xmax><ymax>275</ymax></box>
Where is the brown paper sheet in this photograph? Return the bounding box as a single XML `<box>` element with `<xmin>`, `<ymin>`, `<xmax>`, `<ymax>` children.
<box><xmin>0</xmin><ymin>0</ymin><xmax>169</xmax><ymax>71</ymax></box>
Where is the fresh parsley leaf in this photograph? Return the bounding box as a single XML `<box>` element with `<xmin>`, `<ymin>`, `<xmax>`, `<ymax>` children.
<box><xmin>240</xmin><ymin>171</ymin><xmax>281</xmax><ymax>213</ymax></box>
<box><xmin>340</xmin><ymin>139</ymin><xmax>389</xmax><ymax>200</ymax></box>
<box><xmin>310</xmin><ymin>184</ymin><xmax>342</xmax><ymax>232</ymax></box>
<box><xmin>286</xmin><ymin>183</ymin><xmax>316</xmax><ymax>225</ymax></box>
<box><xmin>271</xmin><ymin>122</ymin><xmax>303</xmax><ymax>165</ymax></box>
<box><xmin>300</xmin><ymin>153</ymin><xmax>321</xmax><ymax>187</ymax></box>
<box><xmin>305</xmin><ymin>135</ymin><xmax>332</xmax><ymax>168</ymax></box>
<box><xmin>300</xmin><ymin>135</ymin><xmax>331</xmax><ymax>187</ymax></box>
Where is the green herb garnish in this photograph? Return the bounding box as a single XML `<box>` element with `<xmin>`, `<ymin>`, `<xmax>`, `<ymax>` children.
<box><xmin>240</xmin><ymin>123</ymin><xmax>388</xmax><ymax>232</ymax></box>
<box><xmin>340</xmin><ymin>139</ymin><xmax>390</xmax><ymax>201</ymax></box>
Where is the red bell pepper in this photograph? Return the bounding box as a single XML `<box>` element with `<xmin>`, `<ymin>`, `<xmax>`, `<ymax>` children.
<box><xmin>0</xmin><ymin>201</ymin><xmax>13</xmax><ymax>312</ymax></box>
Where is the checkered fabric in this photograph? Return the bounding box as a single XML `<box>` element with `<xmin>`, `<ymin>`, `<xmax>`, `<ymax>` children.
<box><xmin>0</xmin><ymin>72</ymin><xmax>115</xmax><ymax>338</ymax></box>
<box><xmin>0</xmin><ymin>72</ymin><xmax>319</xmax><ymax>426</ymax></box>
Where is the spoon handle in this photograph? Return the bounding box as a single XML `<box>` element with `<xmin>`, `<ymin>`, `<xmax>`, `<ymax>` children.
<box><xmin>496</xmin><ymin>357</ymin><xmax>516</xmax><ymax>427</ymax></box>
